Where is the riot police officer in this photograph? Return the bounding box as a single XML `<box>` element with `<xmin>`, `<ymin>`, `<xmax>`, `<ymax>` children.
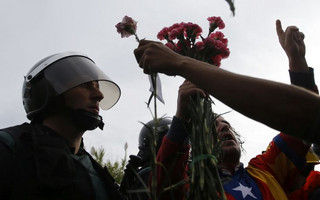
<box><xmin>0</xmin><ymin>52</ymin><xmax>124</xmax><ymax>199</ymax></box>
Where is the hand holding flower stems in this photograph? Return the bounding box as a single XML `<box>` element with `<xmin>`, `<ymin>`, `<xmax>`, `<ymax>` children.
<box><xmin>119</xmin><ymin>15</ymin><xmax>230</xmax><ymax>86</ymax></box>
<box><xmin>175</xmin><ymin>80</ymin><xmax>207</xmax><ymax>121</ymax></box>
<box><xmin>134</xmin><ymin>40</ymin><xmax>185</xmax><ymax>76</ymax></box>
<box><xmin>133</xmin><ymin>17</ymin><xmax>230</xmax><ymax>199</ymax></box>
<box><xmin>134</xmin><ymin>16</ymin><xmax>230</xmax><ymax>78</ymax></box>
<box><xmin>119</xmin><ymin>15</ymin><xmax>229</xmax><ymax>199</ymax></box>
<box><xmin>134</xmin><ymin>20</ymin><xmax>320</xmax><ymax>145</ymax></box>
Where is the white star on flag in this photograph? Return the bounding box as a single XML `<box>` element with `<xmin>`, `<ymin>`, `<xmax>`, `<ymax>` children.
<box><xmin>232</xmin><ymin>183</ymin><xmax>257</xmax><ymax>199</ymax></box>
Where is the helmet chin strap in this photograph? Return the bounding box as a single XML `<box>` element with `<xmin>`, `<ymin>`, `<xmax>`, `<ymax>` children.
<box><xmin>71</xmin><ymin>109</ymin><xmax>105</xmax><ymax>131</ymax></box>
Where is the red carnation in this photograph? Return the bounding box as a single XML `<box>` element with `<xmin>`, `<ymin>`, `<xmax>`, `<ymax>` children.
<box><xmin>169</xmin><ymin>25</ymin><xmax>185</xmax><ymax>40</ymax></box>
<box><xmin>183</xmin><ymin>22</ymin><xmax>202</xmax><ymax>41</ymax></box>
<box><xmin>209</xmin><ymin>31</ymin><xmax>227</xmax><ymax>43</ymax></box>
<box><xmin>115</xmin><ymin>16</ymin><xmax>138</xmax><ymax>39</ymax></box>
<box><xmin>203</xmin><ymin>36</ymin><xmax>217</xmax><ymax>48</ymax></box>
<box><xmin>207</xmin><ymin>16</ymin><xmax>225</xmax><ymax>33</ymax></box>
<box><xmin>168</xmin><ymin>23</ymin><xmax>181</xmax><ymax>31</ymax></box>
<box><xmin>157</xmin><ymin>27</ymin><xmax>171</xmax><ymax>40</ymax></box>
<box><xmin>165</xmin><ymin>42</ymin><xmax>175</xmax><ymax>51</ymax></box>
<box><xmin>211</xmin><ymin>55</ymin><xmax>222</xmax><ymax>67</ymax></box>
<box><xmin>195</xmin><ymin>41</ymin><xmax>205</xmax><ymax>51</ymax></box>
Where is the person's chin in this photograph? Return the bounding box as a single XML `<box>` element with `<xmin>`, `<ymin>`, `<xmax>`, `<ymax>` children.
<box><xmin>222</xmin><ymin>144</ymin><xmax>241</xmax><ymax>157</ymax></box>
<box><xmin>222</xmin><ymin>140</ymin><xmax>238</xmax><ymax>147</ymax></box>
<box><xmin>87</xmin><ymin>108</ymin><xmax>99</xmax><ymax>115</ymax></box>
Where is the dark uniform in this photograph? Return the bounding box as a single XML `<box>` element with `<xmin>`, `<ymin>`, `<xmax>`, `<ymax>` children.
<box><xmin>0</xmin><ymin>123</ymin><xmax>124</xmax><ymax>200</ymax></box>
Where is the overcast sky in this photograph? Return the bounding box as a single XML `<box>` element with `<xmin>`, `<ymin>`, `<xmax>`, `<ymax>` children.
<box><xmin>1</xmin><ymin>0</ymin><xmax>320</xmax><ymax>167</ymax></box>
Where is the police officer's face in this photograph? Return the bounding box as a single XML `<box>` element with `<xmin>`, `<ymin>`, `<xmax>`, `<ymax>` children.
<box><xmin>63</xmin><ymin>81</ymin><xmax>104</xmax><ymax>114</ymax></box>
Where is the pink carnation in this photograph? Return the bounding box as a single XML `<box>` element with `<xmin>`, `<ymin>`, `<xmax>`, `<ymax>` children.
<box><xmin>115</xmin><ymin>16</ymin><xmax>137</xmax><ymax>38</ymax></box>
<box><xmin>220</xmin><ymin>47</ymin><xmax>230</xmax><ymax>58</ymax></box>
<box><xmin>165</xmin><ymin>42</ymin><xmax>175</xmax><ymax>51</ymax></box>
<box><xmin>157</xmin><ymin>27</ymin><xmax>170</xmax><ymax>40</ymax></box>
<box><xmin>214</xmin><ymin>40</ymin><xmax>226</xmax><ymax>51</ymax></box>
<box><xmin>203</xmin><ymin>36</ymin><xmax>217</xmax><ymax>48</ymax></box>
<box><xmin>169</xmin><ymin>25</ymin><xmax>185</xmax><ymax>40</ymax></box>
<box><xmin>207</xmin><ymin>16</ymin><xmax>225</xmax><ymax>31</ymax></box>
<box><xmin>168</xmin><ymin>23</ymin><xmax>181</xmax><ymax>31</ymax></box>
<box><xmin>211</xmin><ymin>55</ymin><xmax>222</xmax><ymax>67</ymax></box>
<box><xmin>175</xmin><ymin>40</ymin><xmax>186</xmax><ymax>54</ymax></box>
<box><xmin>214</xmin><ymin>40</ymin><xmax>230</xmax><ymax>57</ymax></box>
<box><xmin>208</xmin><ymin>32</ymin><xmax>228</xmax><ymax>45</ymax></box>
<box><xmin>214</xmin><ymin>40</ymin><xmax>230</xmax><ymax>58</ymax></box>
<box><xmin>195</xmin><ymin>41</ymin><xmax>205</xmax><ymax>51</ymax></box>
<box><xmin>209</xmin><ymin>31</ymin><xmax>223</xmax><ymax>40</ymax></box>
<box><xmin>183</xmin><ymin>22</ymin><xmax>202</xmax><ymax>39</ymax></box>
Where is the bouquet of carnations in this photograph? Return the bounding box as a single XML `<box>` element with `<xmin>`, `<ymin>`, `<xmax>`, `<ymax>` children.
<box><xmin>157</xmin><ymin>17</ymin><xmax>229</xmax><ymax>200</ymax></box>
<box><xmin>157</xmin><ymin>17</ymin><xmax>229</xmax><ymax>67</ymax></box>
<box><xmin>116</xmin><ymin>15</ymin><xmax>229</xmax><ymax>200</ymax></box>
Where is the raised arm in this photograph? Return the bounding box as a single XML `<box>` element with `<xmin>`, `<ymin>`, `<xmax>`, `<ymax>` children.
<box><xmin>277</xmin><ymin>19</ymin><xmax>318</xmax><ymax>93</ymax></box>
<box><xmin>276</xmin><ymin>19</ymin><xmax>308</xmax><ymax>73</ymax></box>
<box><xmin>134</xmin><ymin>39</ymin><xmax>320</xmax><ymax>143</ymax></box>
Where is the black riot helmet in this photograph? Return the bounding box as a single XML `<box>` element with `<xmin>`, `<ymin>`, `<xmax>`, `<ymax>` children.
<box><xmin>22</xmin><ymin>52</ymin><xmax>121</xmax><ymax>127</ymax></box>
<box><xmin>138</xmin><ymin>118</ymin><xmax>172</xmax><ymax>150</ymax></box>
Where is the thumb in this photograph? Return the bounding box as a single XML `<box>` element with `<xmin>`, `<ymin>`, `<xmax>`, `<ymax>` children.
<box><xmin>276</xmin><ymin>19</ymin><xmax>285</xmax><ymax>44</ymax></box>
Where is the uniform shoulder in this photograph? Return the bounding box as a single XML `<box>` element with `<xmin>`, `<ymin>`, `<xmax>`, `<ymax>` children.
<box><xmin>0</xmin><ymin>123</ymin><xmax>32</xmax><ymax>151</ymax></box>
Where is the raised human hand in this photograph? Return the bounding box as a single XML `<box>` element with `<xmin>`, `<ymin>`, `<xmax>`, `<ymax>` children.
<box><xmin>175</xmin><ymin>80</ymin><xmax>207</xmax><ymax>121</ymax></box>
<box><xmin>276</xmin><ymin>19</ymin><xmax>308</xmax><ymax>72</ymax></box>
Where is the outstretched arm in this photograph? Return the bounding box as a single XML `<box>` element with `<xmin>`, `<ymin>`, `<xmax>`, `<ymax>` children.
<box><xmin>134</xmin><ymin>40</ymin><xmax>320</xmax><ymax>143</ymax></box>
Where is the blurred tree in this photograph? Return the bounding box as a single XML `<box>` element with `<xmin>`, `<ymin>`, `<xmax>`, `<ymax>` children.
<box><xmin>90</xmin><ymin>143</ymin><xmax>128</xmax><ymax>183</ymax></box>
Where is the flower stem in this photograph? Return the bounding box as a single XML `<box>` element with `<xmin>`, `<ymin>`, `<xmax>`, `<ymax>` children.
<box><xmin>151</xmin><ymin>73</ymin><xmax>158</xmax><ymax>200</ymax></box>
<box><xmin>134</xmin><ymin>33</ymin><xmax>140</xmax><ymax>43</ymax></box>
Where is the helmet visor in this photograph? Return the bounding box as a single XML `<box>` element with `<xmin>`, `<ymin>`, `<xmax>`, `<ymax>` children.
<box><xmin>44</xmin><ymin>56</ymin><xmax>121</xmax><ymax>110</ymax></box>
